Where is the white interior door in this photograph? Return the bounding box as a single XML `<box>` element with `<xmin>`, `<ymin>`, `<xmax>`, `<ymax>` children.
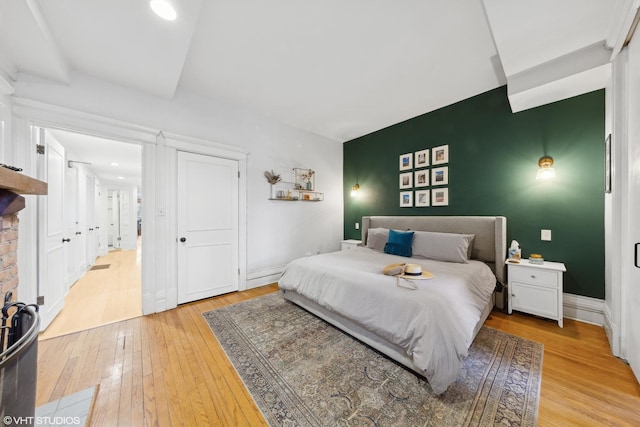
<box><xmin>65</xmin><ymin>164</ymin><xmax>80</xmax><ymax>287</ymax></box>
<box><xmin>177</xmin><ymin>151</ymin><xmax>239</xmax><ymax>304</ymax></box>
<box><xmin>624</xmin><ymin>32</ymin><xmax>640</xmax><ymax>383</ymax></box>
<box><xmin>109</xmin><ymin>190</ymin><xmax>120</xmax><ymax>249</ymax></box>
<box><xmin>38</xmin><ymin>130</ymin><xmax>66</xmax><ymax>330</ymax></box>
<box><xmin>86</xmin><ymin>175</ymin><xmax>96</xmax><ymax>268</ymax></box>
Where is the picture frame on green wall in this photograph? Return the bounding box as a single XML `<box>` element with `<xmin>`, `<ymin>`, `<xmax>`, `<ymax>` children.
<box><xmin>431</xmin><ymin>167</ymin><xmax>449</xmax><ymax>186</ymax></box>
<box><xmin>432</xmin><ymin>188</ymin><xmax>449</xmax><ymax>206</ymax></box>
<box><xmin>415</xmin><ymin>190</ymin><xmax>430</xmax><ymax>207</ymax></box>
<box><xmin>399</xmin><ymin>153</ymin><xmax>413</xmax><ymax>170</ymax></box>
<box><xmin>415</xmin><ymin>170</ymin><xmax>429</xmax><ymax>187</ymax></box>
<box><xmin>400</xmin><ymin>191</ymin><xmax>413</xmax><ymax>207</ymax></box>
<box><xmin>399</xmin><ymin>172</ymin><xmax>413</xmax><ymax>189</ymax></box>
<box><xmin>415</xmin><ymin>149</ymin><xmax>429</xmax><ymax>168</ymax></box>
<box><xmin>432</xmin><ymin>145</ymin><xmax>449</xmax><ymax>165</ymax></box>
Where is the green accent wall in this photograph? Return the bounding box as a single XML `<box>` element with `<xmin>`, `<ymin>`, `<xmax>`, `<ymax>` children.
<box><xmin>343</xmin><ymin>86</ymin><xmax>605</xmax><ymax>299</ymax></box>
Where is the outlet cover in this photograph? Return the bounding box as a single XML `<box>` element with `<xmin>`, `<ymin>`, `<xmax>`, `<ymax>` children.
<box><xmin>355</xmin><ymin>222</ymin><xmax>360</xmax><ymax>230</ymax></box>
<box><xmin>541</xmin><ymin>229</ymin><xmax>552</xmax><ymax>241</ymax></box>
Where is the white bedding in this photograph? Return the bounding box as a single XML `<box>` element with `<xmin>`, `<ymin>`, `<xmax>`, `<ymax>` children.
<box><xmin>278</xmin><ymin>247</ymin><xmax>497</xmax><ymax>394</ymax></box>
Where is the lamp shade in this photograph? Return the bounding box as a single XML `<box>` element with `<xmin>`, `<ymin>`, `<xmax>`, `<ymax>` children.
<box><xmin>536</xmin><ymin>156</ymin><xmax>556</xmax><ymax>180</ymax></box>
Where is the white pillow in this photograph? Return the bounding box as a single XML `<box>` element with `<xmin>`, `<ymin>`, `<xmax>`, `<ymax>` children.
<box><xmin>412</xmin><ymin>231</ymin><xmax>475</xmax><ymax>263</ymax></box>
<box><xmin>366</xmin><ymin>228</ymin><xmax>389</xmax><ymax>252</ymax></box>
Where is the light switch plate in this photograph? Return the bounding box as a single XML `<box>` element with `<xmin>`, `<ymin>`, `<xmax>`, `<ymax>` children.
<box><xmin>355</xmin><ymin>222</ymin><xmax>360</xmax><ymax>230</ymax></box>
<box><xmin>541</xmin><ymin>229</ymin><xmax>552</xmax><ymax>241</ymax></box>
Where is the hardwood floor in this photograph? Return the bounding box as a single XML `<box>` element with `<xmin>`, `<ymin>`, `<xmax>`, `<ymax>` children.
<box><xmin>39</xmin><ymin>245</ymin><xmax>142</xmax><ymax>340</ymax></box>
<box><xmin>37</xmin><ymin>284</ymin><xmax>640</xmax><ymax>426</ymax></box>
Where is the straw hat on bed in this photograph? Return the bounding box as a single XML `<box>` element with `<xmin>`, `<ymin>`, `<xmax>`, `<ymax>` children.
<box><xmin>399</xmin><ymin>263</ymin><xmax>433</xmax><ymax>279</ymax></box>
<box><xmin>383</xmin><ymin>263</ymin><xmax>433</xmax><ymax>279</ymax></box>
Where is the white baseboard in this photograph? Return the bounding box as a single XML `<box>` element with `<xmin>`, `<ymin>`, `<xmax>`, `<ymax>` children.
<box><xmin>246</xmin><ymin>265</ymin><xmax>286</xmax><ymax>290</ymax></box>
<box><xmin>563</xmin><ymin>293</ymin><xmax>605</xmax><ymax>326</ymax></box>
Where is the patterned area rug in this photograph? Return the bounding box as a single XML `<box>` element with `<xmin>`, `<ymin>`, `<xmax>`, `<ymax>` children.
<box><xmin>203</xmin><ymin>293</ymin><xmax>542</xmax><ymax>426</ymax></box>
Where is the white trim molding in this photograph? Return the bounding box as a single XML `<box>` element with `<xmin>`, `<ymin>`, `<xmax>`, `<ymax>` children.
<box><xmin>563</xmin><ymin>293</ymin><xmax>605</xmax><ymax>326</ymax></box>
<box><xmin>246</xmin><ymin>265</ymin><xmax>286</xmax><ymax>290</ymax></box>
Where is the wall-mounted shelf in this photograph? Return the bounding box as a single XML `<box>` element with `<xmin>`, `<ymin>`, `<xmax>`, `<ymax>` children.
<box><xmin>268</xmin><ymin>168</ymin><xmax>323</xmax><ymax>202</ymax></box>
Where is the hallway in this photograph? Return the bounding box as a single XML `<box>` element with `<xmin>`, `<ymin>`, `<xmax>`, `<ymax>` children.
<box><xmin>38</xmin><ymin>243</ymin><xmax>142</xmax><ymax>340</ymax></box>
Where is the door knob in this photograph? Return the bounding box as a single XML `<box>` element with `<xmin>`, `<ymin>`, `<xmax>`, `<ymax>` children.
<box><xmin>180</xmin><ymin>237</ymin><xmax>186</xmax><ymax>242</ymax></box>
<box><xmin>62</xmin><ymin>238</ymin><xmax>71</xmax><ymax>243</ymax></box>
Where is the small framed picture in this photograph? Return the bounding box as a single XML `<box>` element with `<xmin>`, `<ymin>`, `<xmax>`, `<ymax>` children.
<box><xmin>415</xmin><ymin>149</ymin><xmax>429</xmax><ymax>168</ymax></box>
<box><xmin>399</xmin><ymin>153</ymin><xmax>413</xmax><ymax>170</ymax></box>
<box><xmin>415</xmin><ymin>189</ymin><xmax>430</xmax><ymax>207</ymax></box>
<box><xmin>432</xmin><ymin>145</ymin><xmax>449</xmax><ymax>165</ymax></box>
<box><xmin>414</xmin><ymin>170</ymin><xmax>429</xmax><ymax>187</ymax></box>
<box><xmin>399</xmin><ymin>172</ymin><xmax>413</xmax><ymax>189</ymax></box>
<box><xmin>400</xmin><ymin>191</ymin><xmax>413</xmax><ymax>207</ymax></box>
<box><xmin>432</xmin><ymin>188</ymin><xmax>449</xmax><ymax>206</ymax></box>
<box><xmin>431</xmin><ymin>167</ymin><xmax>449</xmax><ymax>186</ymax></box>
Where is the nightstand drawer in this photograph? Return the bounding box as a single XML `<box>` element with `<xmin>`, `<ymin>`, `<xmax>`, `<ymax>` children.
<box><xmin>509</xmin><ymin>266</ymin><xmax>558</xmax><ymax>288</ymax></box>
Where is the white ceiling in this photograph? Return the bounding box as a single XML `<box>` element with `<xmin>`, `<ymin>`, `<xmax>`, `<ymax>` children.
<box><xmin>0</xmin><ymin>0</ymin><xmax>623</xmax><ymax>146</ymax></box>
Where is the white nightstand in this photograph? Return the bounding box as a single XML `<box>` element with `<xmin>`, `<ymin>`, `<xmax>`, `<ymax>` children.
<box><xmin>507</xmin><ymin>259</ymin><xmax>566</xmax><ymax>327</ymax></box>
<box><xmin>341</xmin><ymin>239</ymin><xmax>362</xmax><ymax>251</ymax></box>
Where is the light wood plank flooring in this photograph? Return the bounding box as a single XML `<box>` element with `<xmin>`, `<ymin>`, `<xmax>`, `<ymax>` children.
<box><xmin>37</xmin><ymin>284</ymin><xmax>640</xmax><ymax>426</ymax></box>
<box><xmin>39</xmin><ymin>245</ymin><xmax>142</xmax><ymax>340</ymax></box>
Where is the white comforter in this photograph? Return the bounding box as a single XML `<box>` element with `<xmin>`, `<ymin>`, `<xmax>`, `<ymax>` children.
<box><xmin>278</xmin><ymin>247</ymin><xmax>496</xmax><ymax>394</ymax></box>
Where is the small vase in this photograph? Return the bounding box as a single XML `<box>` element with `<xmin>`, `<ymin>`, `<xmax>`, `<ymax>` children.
<box><xmin>306</xmin><ymin>181</ymin><xmax>312</xmax><ymax>190</ymax></box>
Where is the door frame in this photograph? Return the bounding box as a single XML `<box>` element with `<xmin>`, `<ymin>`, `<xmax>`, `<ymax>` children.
<box><xmin>12</xmin><ymin>98</ymin><xmax>248</xmax><ymax>315</ymax></box>
<box><xmin>12</xmin><ymin>97</ymin><xmax>156</xmax><ymax>313</ymax></box>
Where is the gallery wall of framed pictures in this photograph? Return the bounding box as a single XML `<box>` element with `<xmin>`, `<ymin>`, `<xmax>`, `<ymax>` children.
<box><xmin>398</xmin><ymin>145</ymin><xmax>449</xmax><ymax>208</ymax></box>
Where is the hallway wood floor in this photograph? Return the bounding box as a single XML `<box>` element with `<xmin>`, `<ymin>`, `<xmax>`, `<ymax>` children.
<box><xmin>36</xmin><ymin>284</ymin><xmax>640</xmax><ymax>426</ymax></box>
<box><xmin>38</xmin><ymin>245</ymin><xmax>142</xmax><ymax>340</ymax></box>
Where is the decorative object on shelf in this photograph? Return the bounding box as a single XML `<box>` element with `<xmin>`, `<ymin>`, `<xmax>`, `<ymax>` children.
<box><xmin>536</xmin><ymin>156</ymin><xmax>556</xmax><ymax>180</ymax></box>
<box><xmin>264</xmin><ymin>170</ymin><xmax>281</xmax><ymax>185</ymax></box>
<box><xmin>432</xmin><ymin>145</ymin><xmax>449</xmax><ymax>165</ymax></box>
<box><xmin>294</xmin><ymin>168</ymin><xmax>315</xmax><ymax>191</ymax></box>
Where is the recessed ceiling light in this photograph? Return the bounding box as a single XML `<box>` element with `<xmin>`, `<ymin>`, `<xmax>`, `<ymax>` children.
<box><xmin>118</xmin><ymin>176</ymin><xmax>125</xmax><ymax>180</ymax></box>
<box><xmin>150</xmin><ymin>0</ymin><xmax>177</xmax><ymax>21</ymax></box>
<box><xmin>111</xmin><ymin>162</ymin><xmax>119</xmax><ymax>166</ymax></box>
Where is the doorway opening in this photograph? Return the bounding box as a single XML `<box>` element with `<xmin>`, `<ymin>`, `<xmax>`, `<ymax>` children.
<box><xmin>37</xmin><ymin>127</ymin><xmax>143</xmax><ymax>340</ymax></box>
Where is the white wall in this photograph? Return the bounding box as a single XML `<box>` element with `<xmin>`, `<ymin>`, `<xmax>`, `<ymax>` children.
<box><xmin>13</xmin><ymin>71</ymin><xmax>344</xmax><ymax>291</ymax></box>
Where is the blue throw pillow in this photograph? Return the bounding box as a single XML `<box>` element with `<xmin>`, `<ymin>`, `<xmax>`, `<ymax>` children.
<box><xmin>384</xmin><ymin>229</ymin><xmax>415</xmax><ymax>257</ymax></box>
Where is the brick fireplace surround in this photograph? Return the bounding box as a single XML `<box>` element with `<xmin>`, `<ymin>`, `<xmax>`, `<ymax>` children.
<box><xmin>0</xmin><ymin>190</ymin><xmax>24</xmax><ymax>301</ymax></box>
<box><xmin>0</xmin><ymin>168</ymin><xmax>48</xmax><ymax>303</ymax></box>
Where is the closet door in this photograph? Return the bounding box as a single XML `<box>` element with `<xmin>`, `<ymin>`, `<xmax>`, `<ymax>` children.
<box><xmin>176</xmin><ymin>151</ymin><xmax>239</xmax><ymax>303</ymax></box>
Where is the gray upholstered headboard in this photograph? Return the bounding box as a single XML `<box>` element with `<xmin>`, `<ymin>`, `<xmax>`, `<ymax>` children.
<box><xmin>361</xmin><ymin>216</ymin><xmax>507</xmax><ymax>285</ymax></box>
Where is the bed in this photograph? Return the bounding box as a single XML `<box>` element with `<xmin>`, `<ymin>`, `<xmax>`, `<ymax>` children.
<box><xmin>279</xmin><ymin>215</ymin><xmax>506</xmax><ymax>394</ymax></box>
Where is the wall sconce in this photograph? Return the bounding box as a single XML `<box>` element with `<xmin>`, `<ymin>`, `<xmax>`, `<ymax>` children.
<box><xmin>350</xmin><ymin>183</ymin><xmax>360</xmax><ymax>197</ymax></box>
<box><xmin>536</xmin><ymin>156</ymin><xmax>556</xmax><ymax>180</ymax></box>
